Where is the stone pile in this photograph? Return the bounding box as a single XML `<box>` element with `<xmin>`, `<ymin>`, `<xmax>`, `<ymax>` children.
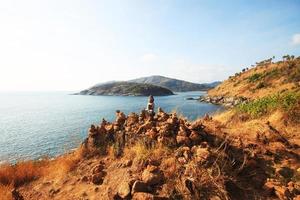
<box><xmin>83</xmin><ymin>107</ymin><xmax>208</xmax><ymax>153</ymax></box>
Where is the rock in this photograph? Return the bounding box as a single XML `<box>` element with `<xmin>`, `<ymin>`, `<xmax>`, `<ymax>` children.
<box><xmin>131</xmin><ymin>181</ymin><xmax>150</xmax><ymax>194</ymax></box>
<box><xmin>127</xmin><ymin>112</ymin><xmax>139</xmax><ymax>126</ymax></box>
<box><xmin>189</xmin><ymin>131</ymin><xmax>202</xmax><ymax>143</ymax></box>
<box><xmin>145</xmin><ymin>128</ymin><xmax>158</xmax><ymax>139</ymax></box>
<box><xmin>49</xmin><ymin>188</ymin><xmax>60</xmax><ymax>197</ymax></box>
<box><xmin>81</xmin><ymin>176</ymin><xmax>89</xmax><ymax>182</ymax></box>
<box><xmin>277</xmin><ymin>167</ymin><xmax>294</xmax><ymax>179</ymax></box>
<box><xmin>274</xmin><ymin>186</ymin><xmax>292</xmax><ymax>200</ymax></box>
<box><xmin>142</xmin><ymin>165</ymin><xmax>163</xmax><ymax>186</ymax></box>
<box><xmin>189</xmin><ymin>120</ymin><xmax>204</xmax><ymax>131</ymax></box>
<box><xmin>178</xmin><ymin>157</ymin><xmax>187</xmax><ymax>164</ymax></box>
<box><xmin>118</xmin><ymin>181</ymin><xmax>131</xmax><ymax>199</ymax></box>
<box><xmin>12</xmin><ymin>188</ymin><xmax>24</xmax><ymax>200</ymax></box>
<box><xmin>92</xmin><ymin>164</ymin><xmax>105</xmax><ymax>174</ymax></box>
<box><xmin>192</xmin><ymin>146</ymin><xmax>210</xmax><ymax>163</ymax></box>
<box><xmin>157</xmin><ymin>136</ymin><xmax>176</xmax><ymax>147</ymax></box>
<box><xmin>122</xmin><ymin>159</ymin><xmax>133</xmax><ymax>168</ymax></box>
<box><xmin>159</xmin><ymin>123</ymin><xmax>174</xmax><ymax>137</ymax></box>
<box><xmin>176</xmin><ymin>135</ymin><xmax>191</xmax><ymax>146</ymax></box>
<box><xmin>91</xmin><ymin>171</ymin><xmax>106</xmax><ymax>185</ymax></box>
<box><xmin>132</xmin><ymin>192</ymin><xmax>155</xmax><ymax>200</ymax></box>
<box><xmin>263</xmin><ymin>181</ymin><xmax>276</xmax><ymax>195</ymax></box>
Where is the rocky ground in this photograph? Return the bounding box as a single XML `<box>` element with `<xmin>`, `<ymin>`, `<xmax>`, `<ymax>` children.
<box><xmin>6</xmin><ymin>107</ymin><xmax>299</xmax><ymax>200</ymax></box>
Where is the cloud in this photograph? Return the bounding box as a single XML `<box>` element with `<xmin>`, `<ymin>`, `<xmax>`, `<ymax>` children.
<box><xmin>141</xmin><ymin>53</ymin><xmax>158</xmax><ymax>62</ymax></box>
<box><xmin>291</xmin><ymin>33</ymin><xmax>300</xmax><ymax>46</ymax></box>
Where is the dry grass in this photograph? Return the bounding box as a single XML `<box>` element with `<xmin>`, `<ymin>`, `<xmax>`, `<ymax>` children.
<box><xmin>48</xmin><ymin>147</ymin><xmax>84</xmax><ymax>176</ymax></box>
<box><xmin>124</xmin><ymin>139</ymin><xmax>171</xmax><ymax>162</ymax></box>
<box><xmin>0</xmin><ymin>184</ymin><xmax>13</xmax><ymax>200</ymax></box>
<box><xmin>0</xmin><ymin>160</ymin><xmax>50</xmax><ymax>187</ymax></box>
<box><xmin>0</xmin><ymin>147</ymin><xmax>84</xmax><ymax>188</ymax></box>
<box><xmin>161</xmin><ymin>157</ymin><xmax>178</xmax><ymax>179</ymax></box>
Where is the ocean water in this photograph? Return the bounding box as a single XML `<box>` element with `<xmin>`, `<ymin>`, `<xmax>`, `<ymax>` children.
<box><xmin>0</xmin><ymin>91</ymin><xmax>222</xmax><ymax>163</ymax></box>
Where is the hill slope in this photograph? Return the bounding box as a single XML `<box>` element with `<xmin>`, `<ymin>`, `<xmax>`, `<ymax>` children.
<box><xmin>77</xmin><ymin>81</ymin><xmax>174</xmax><ymax>96</ymax></box>
<box><xmin>130</xmin><ymin>75</ymin><xmax>217</xmax><ymax>92</ymax></box>
<box><xmin>208</xmin><ymin>57</ymin><xmax>300</xmax><ymax>99</ymax></box>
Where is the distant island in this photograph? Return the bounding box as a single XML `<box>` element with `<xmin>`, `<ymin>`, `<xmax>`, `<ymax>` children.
<box><xmin>129</xmin><ymin>75</ymin><xmax>220</xmax><ymax>92</ymax></box>
<box><xmin>75</xmin><ymin>81</ymin><xmax>174</xmax><ymax>96</ymax></box>
<box><xmin>76</xmin><ymin>75</ymin><xmax>220</xmax><ymax>96</ymax></box>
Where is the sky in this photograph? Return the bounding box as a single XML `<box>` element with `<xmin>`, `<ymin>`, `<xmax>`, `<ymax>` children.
<box><xmin>0</xmin><ymin>0</ymin><xmax>300</xmax><ymax>91</ymax></box>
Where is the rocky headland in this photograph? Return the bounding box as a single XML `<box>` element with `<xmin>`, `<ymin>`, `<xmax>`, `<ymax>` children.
<box><xmin>1</xmin><ymin>56</ymin><xmax>299</xmax><ymax>200</ymax></box>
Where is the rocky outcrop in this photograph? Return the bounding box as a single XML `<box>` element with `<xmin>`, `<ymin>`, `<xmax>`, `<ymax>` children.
<box><xmin>199</xmin><ymin>95</ymin><xmax>248</xmax><ymax>107</ymax></box>
<box><xmin>82</xmin><ymin>107</ymin><xmax>207</xmax><ymax>155</ymax></box>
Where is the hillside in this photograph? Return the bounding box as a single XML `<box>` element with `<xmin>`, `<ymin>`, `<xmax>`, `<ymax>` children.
<box><xmin>130</xmin><ymin>75</ymin><xmax>217</xmax><ymax>92</ymax></box>
<box><xmin>208</xmin><ymin>56</ymin><xmax>300</xmax><ymax>99</ymax></box>
<box><xmin>76</xmin><ymin>81</ymin><xmax>174</xmax><ymax>96</ymax></box>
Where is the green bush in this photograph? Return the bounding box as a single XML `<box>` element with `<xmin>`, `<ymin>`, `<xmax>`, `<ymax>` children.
<box><xmin>248</xmin><ymin>73</ymin><xmax>262</xmax><ymax>82</ymax></box>
<box><xmin>236</xmin><ymin>91</ymin><xmax>300</xmax><ymax>118</ymax></box>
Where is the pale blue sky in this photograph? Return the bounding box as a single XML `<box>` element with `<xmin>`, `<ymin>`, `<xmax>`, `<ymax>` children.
<box><xmin>0</xmin><ymin>0</ymin><xmax>299</xmax><ymax>91</ymax></box>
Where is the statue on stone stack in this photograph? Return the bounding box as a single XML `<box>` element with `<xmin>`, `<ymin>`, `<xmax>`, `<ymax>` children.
<box><xmin>146</xmin><ymin>95</ymin><xmax>155</xmax><ymax>117</ymax></box>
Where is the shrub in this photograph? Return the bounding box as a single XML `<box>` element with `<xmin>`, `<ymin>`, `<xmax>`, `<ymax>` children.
<box><xmin>248</xmin><ymin>73</ymin><xmax>262</xmax><ymax>83</ymax></box>
<box><xmin>236</xmin><ymin>91</ymin><xmax>300</xmax><ymax>118</ymax></box>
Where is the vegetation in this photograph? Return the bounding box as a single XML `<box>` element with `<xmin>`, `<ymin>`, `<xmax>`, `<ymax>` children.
<box><xmin>248</xmin><ymin>73</ymin><xmax>263</xmax><ymax>82</ymax></box>
<box><xmin>237</xmin><ymin>91</ymin><xmax>300</xmax><ymax>118</ymax></box>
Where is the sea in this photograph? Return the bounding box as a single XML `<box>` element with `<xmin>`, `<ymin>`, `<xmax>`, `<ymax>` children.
<box><xmin>0</xmin><ymin>91</ymin><xmax>223</xmax><ymax>163</ymax></box>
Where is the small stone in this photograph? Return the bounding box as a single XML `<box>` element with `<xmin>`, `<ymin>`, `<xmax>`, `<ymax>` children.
<box><xmin>176</xmin><ymin>135</ymin><xmax>190</xmax><ymax>146</ymax></box>
<box><xmin>277</xmin><ymin>167</ymin><xmax>294</xmax><ymax>179</ymax></box>
<box><xmin>122</xmin><ymin>160</ymin><xmax>133</xmax><ymax>168</ymax></box>
<box><xmin>81</xmin><ymin>176</ymin><xmax>89</xmax><ymax>182</ymax></box>
<box><xmin>118</xmin><ymin>181</ymin><xmax>131</xmax><ymax>199</ymax></box>
<box><xmin>11</xmin><ymin>188</ymin><xmax>24</xmax><ymax>200</ymax></box>
<box><xmin>142</xmin><ymin>165</ymin><xmax>163</xmax><ymax>186</ymax></box>
<box><xmin>132</xmin><ymin>192</ymin><xmax>155</xmax><ymax>200</ymax></box>
<box><xmin>91</xmin><ymin>172</ymin><xmax>106</xmax><ymax>185</ymax></box>
<box><xmin>92</xmin><ymin>164</ymin><xmax>105</xmax><ymax>174</ymax></box>
<box><xmin>178</xmin><ymin>157</ymin><xmax>187</xmax><ymax>164</ymax></box>
<box><xmin>131</xmin><ymin>181</ymin><xmax>150</xmax><ymax>194</ymax></box>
